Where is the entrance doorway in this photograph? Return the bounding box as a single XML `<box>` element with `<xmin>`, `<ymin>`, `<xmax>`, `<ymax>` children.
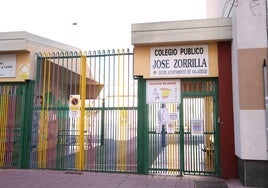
<box><xmin>147</xmin><ymin>79</ymin><xmax>218</xmax><ymax>175</ymax></box>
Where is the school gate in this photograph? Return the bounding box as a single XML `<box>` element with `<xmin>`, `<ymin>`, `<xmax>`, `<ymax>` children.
<box><xmin>30</xmin><ymin>50</ymin><xmax>138</xmax><ymax>172</ymax></box>
<box><xmin>0</xmin><ymin>50</ymin><xmax>219</xmax><ymax>176</ymax></box>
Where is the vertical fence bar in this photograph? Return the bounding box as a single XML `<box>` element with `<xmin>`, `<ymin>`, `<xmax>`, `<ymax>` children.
<box><xmin>6</xmin><ymin>88</ymin><xmax>14</xmax><ymax>167</ymax></box>
<box><xmin>137</xmin><ymin>77</ymin><xmax>147</xmax><ymax>174</ymax></box>
<box><xmin>38</xmin><ymin>54</ymin><xmax>48</xmax><ymax>168</ymax></box>
<box><xmin>21</xmin><ymin>81</ymin><xmax>34</xmax><ymax>168</ymax></box>
<box><xmin>100</xmin><ymin>50</ymin><xmax>106</xmax><ymax>148</ymax></box>
<box><xmin>78</xmin><ymin>55</ymin><xmax>86</xmax><ymax>171</ymax></box>
<box><xmin>213</xmin><ymin>81</ymin><xmax>220</xmax><ymax>175</ymax></box>
<box><xmin>101</xmin><ymin>99</ymin><xmax>105</xmax><ymax>146</ymax></box>
<box><xmin>180</xmin><ymin>98</ymin><xmax>184</xmax><ymax>175</ymax></box>
<box><xmin>0</xmin><ymin>86</ymin><xmax>8</xmax><ymax>167</ymax></box>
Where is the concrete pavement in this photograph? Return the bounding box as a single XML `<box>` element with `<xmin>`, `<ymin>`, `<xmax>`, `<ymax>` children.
<box><xmin>0</xmin><ymin>169</ymin><xmax>257</xmax><ymax>188</ymax></box>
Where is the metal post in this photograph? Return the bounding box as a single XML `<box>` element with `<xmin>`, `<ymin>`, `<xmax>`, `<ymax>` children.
<box><xmin>137</xmin><ymin>77</ymin><xmax>148</xmax><ymax>174</ymax></box>
<box><xmin>161</xmin><ymin>124</ymin><xmax>166</xmax><ymax>147</ymax></box>
<box><xmin>161</xmin><ymin>103</ymin><xmax>166</xmax><ymax>147</ymax></box>
<box><xmin>21</xmin><ymin>81</ymin><xmax>35</xmax><ymax>169</ymax></box>
<box><xmin>78</xmin><ymin>55</ymin><xmax>86</xmax><ymax>170</ymax></box>
<box><xmin>101</xmin><ymin>99</ymin><xmax>105</xmax><ymax>146</ymax></box>
<box><xmin>265</xmin><ymin>0</ymin><xmax>268</xmax><ymax>155</ymax></box>
<box><xmin>179</xmin><ymin>102</ymin><xmax>184</xmax><ymax>176</ymax></box>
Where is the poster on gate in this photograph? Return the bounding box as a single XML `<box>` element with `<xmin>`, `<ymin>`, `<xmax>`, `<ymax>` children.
<box><xmin>158</xmin><ymin>107</ymin><xmax>170</xmax><ymax>125</ymax></box>
<box><xmin>191</xmin><ymin>119</ymin><xmax>203</xmax><ymax>135</ymax></box>
<box><xmin>146</xmin><ymin>79</ymin><xmax>180</xmax><ymax>103</ymax></box>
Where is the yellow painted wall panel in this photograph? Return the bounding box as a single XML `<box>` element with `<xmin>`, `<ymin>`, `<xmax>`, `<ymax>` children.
<box><xmin>134</xmin><ymin>46</ymin><xmax>150</xmax><ymax>77</ymax></box>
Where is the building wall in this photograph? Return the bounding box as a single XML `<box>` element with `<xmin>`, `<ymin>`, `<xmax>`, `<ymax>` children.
<box><xmin>203</xmin><ymin>1</ymin><xmax>268</xmax><ymax>185</ymax></box>
<box><xmin>232</xmin><ymin>0</ymin><xmax>267</xmax><ymax>161</ymax></box>
<box><xmin>231</xmin><ymin>0</ymin><xmax>268</xmax><ymax>186</ymax></box>
<box><xmin>0</xmin><ymin>52</ymin><xmax>31</xmax><ymax>82</ymax></box>
<box><xmin>0</xmin><ymin>31</ymin><xmax>80</xmax><ymax>82</ymax></box>
<box><xmin>0</xmin><ymin>42</ymin><xmax>68</xmax><ymax>82</ymax></box>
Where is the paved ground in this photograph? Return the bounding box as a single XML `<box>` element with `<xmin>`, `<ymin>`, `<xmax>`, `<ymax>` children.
<box><xmin>0</xmin><ymin>169</ymin><xmax>256</xmax><ymax>188</ymax></box>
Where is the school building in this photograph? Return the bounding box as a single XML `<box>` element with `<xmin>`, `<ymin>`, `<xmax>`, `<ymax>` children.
<box><xmin>0</xmin><ymin>0</ymin><xmax>267</xmax><ymax>187</ymax></box>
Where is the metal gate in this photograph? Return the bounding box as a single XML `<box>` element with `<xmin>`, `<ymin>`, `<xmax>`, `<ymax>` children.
<box><xmin>30</xmin><ymin>50</ymin><xmax>138</xmax><ymax>172</ymax></box>
<box><xmin>147</xmin><ymin>79</ymin><xmax>218</xmax><ymax>175</ymax></box>
<box><xmin>148</xmin><ymin>102</ymin><xmax>180</xmax><ymax>175</ymax></box>
<box><xmin>181</xmin><ymin>79</ymin><xmax>218</xmax><ymax>175</ymax></box>
<box><xmin>0</xmin><ymin>83</ymin><xmax>30</xmax><ymax>168</ymax></box>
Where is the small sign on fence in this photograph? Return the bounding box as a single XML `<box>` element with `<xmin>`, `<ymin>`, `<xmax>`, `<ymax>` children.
<box><xmin>69</xmin><ymin>95</ymin><xmax>81</xmax><ymax>118</ymax></box>
<box><xmin>191</xmin><ymin>119</ymin><xmax>204</xmax><ymax>135</ymax></box>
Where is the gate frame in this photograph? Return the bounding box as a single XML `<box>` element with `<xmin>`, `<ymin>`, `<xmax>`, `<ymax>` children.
<box><xmin>180</xmin><ymin>78</ymin><xmax>220</xmax><ymax>176</ymax></box>
<box><xmin>137</xmin><ymin>77</ymin><xmax>149</xmax><ymax>174</ymax></box>
<box><xmin>137</xmin><ymin>77</ymin><xmax>220</xmax><ymax>176</ymax></box>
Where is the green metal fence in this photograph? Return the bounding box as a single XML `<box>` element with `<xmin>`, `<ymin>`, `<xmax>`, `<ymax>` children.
<box><xmin>30</xmin><ymin>50</ymin><xmax>138</xmax><ymax>172</ymax></box>
<box><xmin>0</xmin><ymin>51</ymin><xmax>219</xmax><ymax>176</ymax></box>
<box><xmin>0</xmin><ymin>82</ymin><xmax>33</xmax><ymax>169</ymax></box>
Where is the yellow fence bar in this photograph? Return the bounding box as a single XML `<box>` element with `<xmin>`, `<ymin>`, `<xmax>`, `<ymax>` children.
<box><xmin>78</xmin><ymin>55</ymin><xmax>86</xmax><ymax>170</ymax></box>
<box><xmin>38</xmin><ymin>55</ymin><xmax>51</xmax><ymax>168</ymax></box>
<box><xmin>116</xmin><ymin>50</ymin><xmax>127</xmax><ymax>171</ymax></box>
<box><xmin>204</xmin><ymin>96</ymin><xmax>214</xmax><ymax>171</ymax></box>
<box><xmin>0</xmin><ymin>87</ymin><xmax>8</xmax><ymax>167</ymax></box>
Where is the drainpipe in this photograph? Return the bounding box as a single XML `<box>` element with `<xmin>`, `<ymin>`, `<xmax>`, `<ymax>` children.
<box><xmin>263</xmin><ymin>59</ymin><xmax>268</xmax><ymax>155</ymax></box>
<box><xmin>265</xmin><ymin>0</ymin><xmax>268</xmax><ymax>156</ymax></box>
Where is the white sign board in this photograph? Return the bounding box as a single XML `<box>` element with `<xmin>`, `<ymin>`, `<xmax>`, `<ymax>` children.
<box><xmin>0</xmin><ymin>54</ymin><xmax>16</xmax><ymax>78</ymax></box>
<box><xmin>191</xmin><ymin>119</ymin><xmax>204</xmax><ymax>136</ymax></box>
<box><xmin>167</xmin><ymin>122</ymin><xmax>175</xmax><ymax>134</ymax></box>
<box><xmin>169</xmin><ymin>112</ymin><xmax>179</xmax><ymax>120</ymax></box>
<box><xmin>150</xmin><ymin>45</ymin><xmax>209</xmax><ymax>77</ymax></box>
<box><xmin>146</xmin><ymin>79</ymin><xmax>180</xmax><ymax>103</ymax></box>
<box><xmin>158</xmin><ymin>108</ymin><xmax>170</xmax><ymax>125</ymax></box>
<box><xmin>156</xmin><ymin>108</ymin><xmax>170</xmax><ymax>133</ymax></box>
<box><xmin>69</xmin><ymin>110</ymin><xmax>80</xmax><ymax>118</ymax></box>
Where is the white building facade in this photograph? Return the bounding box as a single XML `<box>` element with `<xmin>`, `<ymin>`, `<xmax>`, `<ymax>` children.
<box><xmin>207</xmin><ymin>0</ymin><xmax>268</xmax><ymax>187</ymax></box>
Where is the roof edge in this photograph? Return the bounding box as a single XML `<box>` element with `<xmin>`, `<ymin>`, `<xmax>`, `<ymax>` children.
<box><xmin>131</xmin><ymin>17</ymin><xmax>232</xmax><ymax>45</ymax></box>
<box><xmin>0</xmin><ymin>31</ymin><xmax>80</xmax><ymax>52</ymax></box>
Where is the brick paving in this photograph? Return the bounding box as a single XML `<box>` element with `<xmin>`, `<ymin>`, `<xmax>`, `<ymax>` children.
<box><xmin>0</xmin><ymin>169</ymin><xmax>255</xmax><ymax>188</ymax></box>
